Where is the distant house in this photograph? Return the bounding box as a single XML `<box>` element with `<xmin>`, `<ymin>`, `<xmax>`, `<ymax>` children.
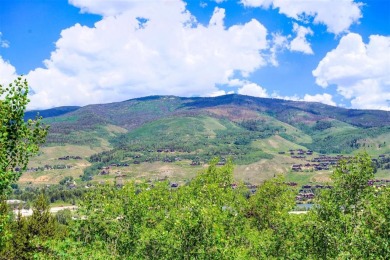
<box><xmin>292</xmin><ymin>164</ymin><xmax>302</xmax><ymax>171</ymax></box>
<box><xmin>100</xmin><ymin>169</ymin><xmax>109</xmax><ymax>175</ymax></box>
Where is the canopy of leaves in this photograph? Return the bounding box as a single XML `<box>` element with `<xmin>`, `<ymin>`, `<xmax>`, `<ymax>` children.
<box><xmin>0</xmin><ymin>77</ymin><xmax>48</xmax><ymax>195</ymax></box>
<box><xmin>1</xmin><ymin>143</ymin><xmax>388</xmax><ymax>258</ymax></box>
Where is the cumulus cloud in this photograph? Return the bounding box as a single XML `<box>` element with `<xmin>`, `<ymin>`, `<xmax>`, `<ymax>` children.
<box><xmin>271</xmin><ymin>92</ymin><xmax>335</xmax><ymax>106</ymax></box>
<box><xmin>271</xmin><ymin>92</ymin><xmax>299</xmax><ymax>101</ymax></box>
<box><xmin>226</xmin><ymin>78</ymin><xmax>268</xmax><ymax>98</ymax></box>
<box><xmin>27</xmin><ymin>2</ymin><xmax>269</xmax><ymax>109</ymax></box>
<box><xmin>0</xmin><ymin>57</ymin><xmax>17</xmax><ymax>86</ymax></box>
<box><xmin>241</xmin><ymin>0</ymin><xmax>362</xmax><ymax>34</ymax></box>
<box><xmin>289</xmin><ymin>23</ymin><xmax>313</xmax><ymax>54</ymax></box>
<box><xmin>303</xmin><ymin>93</ymin><xmax>336</xmax><ymax>106</ymax></box>
<box><xmin>313</xmin><ymin>33</ymin><xmax>390</xmax><ymax>110</ymax></box>
<box><xmin>69</xmin><ymin>0</ymin><xmax>137</xmax><ymax>16</ymax></box>
<box><xmin>237</xmin><ymin>82</ymin><xmax>268</xmax><ymax>98</ymax></box>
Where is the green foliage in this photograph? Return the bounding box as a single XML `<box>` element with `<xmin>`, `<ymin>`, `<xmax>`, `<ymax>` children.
<box><xmin>1</xmin><ymin>212</ymin><xmax>34</xmax><ymax>260</ymax></box>
<box><xmin>47</xmin><ymin>159</ymin><xmax>313</xmax><ymax>259</ymax></box>
<box><xmin>247</xmin><ymin>177</ymin><xmax>304</xmax><ymax>258</ymax></box>
<box><xmin>308</xmin><ymin>152</ymin><xmax>389</xmax><ymax>259</ymax></box>
<box><xmin>331</xmin><ymin>153</ymin><xmax>374</xmax><ymax>212</ymax></box>
<box><xmin>0</xmin><ymin>197</ymin><xmax>11</xmax><ymax>250</ymax></box>
<box><xmin>303</xmin><ymin>125</ymin><xmax>390</xmax><ymax>154</ymax></box>
<box><xmin>59</xmin><ymin>176</ymin><xmax>74</xmax><ymax>186</ymax></box>
<box><xmin>0</xmin><ymin>77</ymin><xmax>48</xmax><ymax>253</ymax></box>
<box><xmin>314</xmin><ymin>120</ymin><xmax>332</xmax><ymax>131</ymax></box>
<box><xmin>0</xmin><ymin>77</ymin><xmax>48</xmax><ymax>195</ymax></box>
<box><xmin>28</xmin><ymin>193</ymin><xmax>58</xmax><ymax>239</ymax></box>
<box><xmin>249</xmin><ymin>176</ymin><xmax>295</xmax><ymax>230</ymax></box>
<box><xmin>0</xmin><ymin>193</ymin><xmax>66</xmax><ymax>259</ymax></box>
<box><xmin>1</xmin><ymin>153</ymin><xmax>388</xmax><ymax>258</ymax></box>
<box><xmin>83</xmin><ymin>116</ymin><xmax>275</xmax><ymax>178</ymax></box>
<box><xmin>12</xmin><ymin>184</ymin><xmax>87</xmax><ymax>205</ymax></box>
<box><xmin>55</xmin><ymin>209</ymin><xmax>72</xmax><ymax>226</ymax></box>
<box><xmin>63</xmin><ymin>159</ymin><xmax>262</xmax><ymax>258</ymax></box>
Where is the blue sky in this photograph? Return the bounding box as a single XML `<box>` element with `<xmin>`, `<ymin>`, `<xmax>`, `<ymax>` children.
<box><xmin>0</xmin><ymin>0</ymin><xmax>389</xmax><ymax>110</ymax></box>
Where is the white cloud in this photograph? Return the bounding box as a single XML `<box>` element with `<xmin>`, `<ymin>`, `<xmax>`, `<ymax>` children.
<box><xmin>209</xmin><ymin>7</ymin><xmax>225</xmax><ymax>27</ymax></box>
<box><xmin>237</xmin><ymin>82</ymin><xmax>268</xmax><ymax>98</ymax></box>
<box><xmin>268</xmin><ymin>33</ymin><xmax>288</xmax><ymax>66</ymax></box>
<box><xmin>289</xmin><ymin>23</ymin><xmax>313</xmax><ymax>54</ymax></box>
<box><xmin>0</xmin><ymin>57</ymin><xmax>17</xmax><ymax>86</ymax></box>
<box><xmin>0</xmin><ymin>32</ymin><xmax>10</xmax><ymax>48</ymax></box>
<box><xmin>271</xmin><ymin>92</ymin><xmax>335</xmax><ymax>106</ymax></box>
<box><xmin>207</xmin><ymin>90</ymin><xmax>234</xmax><ymax>97</ymax></box>
<box><xmin>241</xmin><ymin>0</ymin><xmax>362</xmax><ymax>34</ymax></box>
<box><xmin>207</xmin><ymin>90</ymin><xmax>227</xmax><ymax>97</ymax></box>
<box><xmin>303</xmin><ymin>93</ymin><xmax>336</xmax><ymax>106</ymax></box>
<box><xmin>271</xmin><ymin>92</ymin><xmax>300</xmax><ymax>101</ymax></box>
<box><xmin>266</xmin><ymin>26</ymin><xmax>313</xmax><ymax>64</ymax></box>
<box><xmin>313</xmin><ymin>33</ymin><xmax>390</xmax><ymax>111</ymax></box>
<box><xmin>69</xmin><ymin>0</ymin><xmax>137</xmax><ymax>16</ymax></box>
<box><xmin>241</xmin><ymin>0</ymin><xmax>273</xmax><ymax>8</ymax></box>
<box><xmin>226</xmin><ymin>78</ymin><xmax>268</xmax><ymax>98</ymax></box>
<box><xmin>27</xmin><ymin>2</ymin><xmax>269</xmax><ymax>109</ymax></box>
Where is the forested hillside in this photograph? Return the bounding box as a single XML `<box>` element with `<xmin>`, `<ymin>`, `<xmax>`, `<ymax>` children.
<box><xmin>36</xmin><ymin>94</ymin><xmax>390</xmax><ymax>153</ymax></box>
<box><xmin>19</xmin><ymin>94</ymin><xmax>390</xmax><ymax>187</ymax></box>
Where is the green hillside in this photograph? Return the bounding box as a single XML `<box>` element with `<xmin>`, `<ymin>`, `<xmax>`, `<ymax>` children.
<box><xmin>22</xmin><ymin>94</ymin><xmax>390</xmax><ymax>186</ymax></box>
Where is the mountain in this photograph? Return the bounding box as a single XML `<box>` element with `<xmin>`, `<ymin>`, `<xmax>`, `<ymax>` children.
<box><xmin>33</xmin><ymin>94</ymin><xmax>390</xmax><ymax>128</ymax></box>
<box><xmin>38</xmin><ymin>94</ymin><xmax>390</xmax><ymax>150</ymax></box>
<box><xmin>25</xmin><ymin>106</ymin><xmax>80</xmax><ymax>121</ymax></box>
<box><xmin>22</xmin><ymin>94</ymin><xmax>390</xmax><ymax>186</ymax></box>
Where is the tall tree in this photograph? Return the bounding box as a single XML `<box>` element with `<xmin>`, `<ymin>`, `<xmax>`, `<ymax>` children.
<box><xmin>0</xmin><ymin>77</ymin><xmax>48</xmax><ymax>195</ymax></box>
<box><xmin>310</xmin><ymin>152</ymin><xmax>389</xmax><ymax>259</ymax></box>
<box><xmin>0</xmin><ymin>77</ymin><xmax>48</xmax><ymax>250</ymax></box>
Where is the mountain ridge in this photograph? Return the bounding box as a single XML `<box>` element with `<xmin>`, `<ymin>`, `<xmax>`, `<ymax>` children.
<box><xmin>30</xmin><ymin>94</ymin><xmax>390</xmax><ymax>128</ymax></box>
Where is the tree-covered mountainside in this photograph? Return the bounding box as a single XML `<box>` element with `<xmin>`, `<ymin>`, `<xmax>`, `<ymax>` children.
<box><xmin>37</xmin><ymin>94</ymin><xmax>390</xmax><ymax>130</ymax></box>
<box><xmin>38</xmin><ymin>94</ymin><xmax>390</xmax><ymax>152</ymax></box>
<box><xmin>24</xmin><ymin>106</ymin><xmax>80</xmax><ymax>121</ymax></box>
<box><xmin>22</xmin><ymin>94</ymin><xmax>389</xmax><ymax>186</ymax></box>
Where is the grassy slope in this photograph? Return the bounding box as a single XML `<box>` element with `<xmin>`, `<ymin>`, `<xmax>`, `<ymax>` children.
<box><xmin>19</xmin><ymin>142</ymin><xmax>113</xmax><ymax>186</ymax></box>
<box><xmin>19</xmin><ymin>95</ymin><xmax>390</xmax><ymax>186</ymax></box>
